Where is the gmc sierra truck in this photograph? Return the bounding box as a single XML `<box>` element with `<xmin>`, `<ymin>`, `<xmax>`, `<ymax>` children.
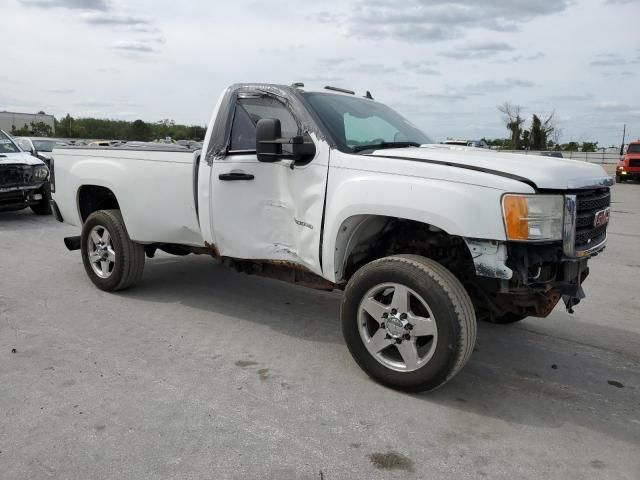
<box><xmin>50</xmin><ymin>83</ymin><xmax>613</xmax><ymax>392</ymax></box>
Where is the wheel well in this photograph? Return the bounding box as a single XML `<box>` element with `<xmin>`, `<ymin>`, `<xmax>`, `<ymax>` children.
<box><xmin>77</xmin><ymin>185</ymin><xmax>120</xmax><ymax>222</ymax></box>
<box><xmin>336</xmin><ymin>216</ymin><xmax>475</xmax><ymax>284</ymax></box>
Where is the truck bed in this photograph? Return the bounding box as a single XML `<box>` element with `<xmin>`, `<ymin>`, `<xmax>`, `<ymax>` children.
<box><xmin>52</xmin><ymin>146</ymin><xmax>204</xmax><ymax>246</ymax></box>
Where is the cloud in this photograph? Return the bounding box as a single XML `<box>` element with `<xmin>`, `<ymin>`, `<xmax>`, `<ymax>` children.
<box><xmin>313</xmin><ymin>11</ymin><xmax>343</xmax><ymax>24</ymax></box>
<box><xmin>440</xmin><ymin>41</ymin><xmax>514</xmax><ymax>60</ymax></box>
<box><xmin>605</xmin><ymin>0</ymin><xmax>640</xmax><ymax>3</ymax></box>
<box><xmin>416</xmin><ymin>93</ymin><xmax>468</xmax><ymax>101</ymax></box>
<box><xmin>511</xmin><ymin>51</ymin><xmax>545</xmax><ymax>62</ymax></box>
<box><xmin>589</xmin><ymin>53</ymin><xmax>627</xmax><ymax>66</ymax></box>
<box><xmin>111</xmin><ymin>40</ymin><xmax>159</xmax><ymax>53</ymax></box>
<box><xmin>47</xmin><ymin>88</ymin><xmax>75</xmax><ymax>94</ymax></box>
<box><xmin>357</xmin><ymin>63</ymin><xmax>397</xmax><ymax>74</ymax></box>
<box><xmin>402</xmin><ymin>61</ymin><xmax>440</xmax><ymax>75</ymax></box>
<box><xmin>80</xmin><ymin>12</ymin><xmax>151</xmax><ymax>26</ymax></box>
<box><xmin>317</xmin><ymin>57</ymin><xmax>354</xmax><ymax>67</ymax></box>
<box><xmin>347</xmin><ymin>0</ymin><xmax>572</xmax><ymax>42</ymax></box>
<box><xmin>414</xmin><ymin>77</ymin><xmax>533</xmax><ymax>103</ymax></box>
<box><xmin>19</xmin><ymin>0</ymin><xmax>107</xmax><ymax>10</ymax></box>
<box><xmin>591</xmin><ymin>102</ymin><xmax>637</xmax><ymax>113</ymax></box>
<box><xmin>550</xmin><ymin>94</ymin><xmax>594</xmax><ymax>101</ymax></box>
<box><xmin>299</xmin><ymin>75</ymin><xmax>345</xmax><ymax>84</ymax></box>
<box><xmin>465</xmin><ymin>78</ymin><xmax>534</xmax><ymax>95</ymax></box>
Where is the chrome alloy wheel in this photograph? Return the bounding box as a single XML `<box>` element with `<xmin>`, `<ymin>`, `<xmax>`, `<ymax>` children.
<box><xmin>358</xmin><ymin>283</ymin><xmax>438</xmax><ymax>372</ymax></box>
<box><xmin>87</xmin><ymin>225</ymin><xmax>116</xmax><ymax>279</ymax></box>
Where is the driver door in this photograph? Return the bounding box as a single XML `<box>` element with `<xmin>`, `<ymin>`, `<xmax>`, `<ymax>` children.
<box><xmin>209</xmin><ymin>92</ymin><xmax>329</xmax><ymax>276</ymax></box>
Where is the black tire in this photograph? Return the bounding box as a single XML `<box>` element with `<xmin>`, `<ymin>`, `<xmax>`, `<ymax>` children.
<box><xmin>30</xmin><ymin>184</ymin><xmax>52</xmax><ymax>215</ymax></box>
<box><xmin>81</xmin><ymin>209</ymin><xmax>145</xmax><ymax>291</ymax></box>
<box><xmin>487</xmin><ymin>312</ymin><xmax>527</xmax><ymax>324</ymax></box>
<box><xmin>341</xmin><ymin>255</ymin><xmax>477</xmax><ymax>392</ymax></box>
<box><xmin>616</xmin><ymin>176</ymin><xmax>623</xmax><ymax>183</ymax></box>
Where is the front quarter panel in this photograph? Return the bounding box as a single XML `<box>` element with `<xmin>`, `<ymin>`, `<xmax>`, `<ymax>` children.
<box><xmin>322</xmin><ymin>151</ymin><xmax>535</xmax><ymax>282</ymax></box>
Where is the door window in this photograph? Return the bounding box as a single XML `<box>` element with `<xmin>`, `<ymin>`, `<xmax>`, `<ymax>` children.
<box><xmin>229</xmin><ymin>95</ymin><xmax>299</xmax><ymax>152</ymax></box>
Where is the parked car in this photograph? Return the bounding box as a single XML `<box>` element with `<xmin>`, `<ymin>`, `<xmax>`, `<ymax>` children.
<box><xmin>541</xmin><ymin>151</ymin><xmax>564</xmax><ymax>158</ymax></box>
<box><xmin>50</xmin><ymin>83</ymin><xmax>612</xmax><ymax>392</ymax></box>
<box><xmin>87</xmin><ymin>140</ymin><xmax>122</xmax><ymax>147</ymax></box>
<box><xmin>13</xmin><ymin>136</ymin><xmax>67</xmax><ymax>167</ymax></box>
<box><xmin>443</xmin><ymin>139</ymin><xmax>489</xmax><ymax>148</ymax></box>
<box><xmin>0</xmin><ymin>130</ymin><xmax>51</xmax><ymax>215</ymax></box>
<box><xmin>616</xmin><ymin>141</ymin><xmax>640</xmax><ymax>182</ymax></box>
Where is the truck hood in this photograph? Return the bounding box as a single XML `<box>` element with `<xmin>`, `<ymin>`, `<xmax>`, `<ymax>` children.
<box><xmin>0</xmin><ymin>152</ymin><xmax>46</xmax><ymax>166</ymax></box>
<box><xmin>369</xmin><ymin>146</ymin><xmax>612</xmax><ymax>190</ymax></box>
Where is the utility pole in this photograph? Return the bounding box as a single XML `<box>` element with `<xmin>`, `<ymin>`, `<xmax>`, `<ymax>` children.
<box><xmin>620</xmin><ymin>124</ymin><xmax>626</xmax><ymax>156</ymax></box>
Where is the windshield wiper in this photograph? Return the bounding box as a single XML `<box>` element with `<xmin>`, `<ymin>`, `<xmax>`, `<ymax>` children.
<box><xmin>351</xmin><ymin>141</ymin><xmax>421</xmax><ymax>153</ymax></box>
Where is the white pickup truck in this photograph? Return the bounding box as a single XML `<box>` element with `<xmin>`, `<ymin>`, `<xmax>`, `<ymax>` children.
<box><xmin>51</xmin><ymin>83</ymin><xmax>613</xmax><ymax>392</ymax></box>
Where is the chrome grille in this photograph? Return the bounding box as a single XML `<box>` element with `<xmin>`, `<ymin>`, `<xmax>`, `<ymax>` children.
<box><xmin>574</xmin><ymin>188</ymin><xmax>610</xmax><ymax>251</ymax></box>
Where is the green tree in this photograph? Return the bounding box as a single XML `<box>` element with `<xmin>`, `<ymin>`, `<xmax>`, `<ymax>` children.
<box><xmin>128</xmin><ymin>120</ymin><xmax>152</xmax><ymax>141</ymax></box>
<box><xmin>581</xmin><ymin>142</ymin><xmax>598</xmax><ymax>152</ymax></box>
<box><xmin>562</xmin><ymin>141</ymin><xmax>580</xmax><ymax>152</ymax></box>
<box><xmin>57</xmin><ymin>114</ymin><xmax>76</xmax><ymax>137</ymax></box>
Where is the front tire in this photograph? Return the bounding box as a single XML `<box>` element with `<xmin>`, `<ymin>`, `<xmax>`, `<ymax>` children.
<box><xmin>30</xmin><ymin>184</ymin><xmax>52</xmax><ymax>215</ymax></box>
<box><xmin>81</xmin><ymin>209</ymin><xmax>145</xmax><ymax>291</ymax></box>
<box><xmin>341</xmin><ymin>255</ymin><xmax>477</xmax><ymax>392</ymax></box>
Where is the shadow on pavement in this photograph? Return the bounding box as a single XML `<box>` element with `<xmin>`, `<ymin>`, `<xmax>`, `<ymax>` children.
<box><xmin>119</xmin><ymin>254</ymin><xmax>640</xmax><ymax>445</ymax></box>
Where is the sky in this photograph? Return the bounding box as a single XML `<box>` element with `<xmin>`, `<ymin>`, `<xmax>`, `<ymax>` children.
<box><xmin>1</xmin><ymin>0</ymin><xmax>639</xmax><ymax>145</ymax></box>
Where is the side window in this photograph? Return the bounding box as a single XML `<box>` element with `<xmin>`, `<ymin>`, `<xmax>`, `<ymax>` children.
<box><xmin>229</xmin><ymin>104</ymin><xmax>257</xmax><ymax>151</ymax></box>
<box><xmin>228</xmin><ymin>95</ymin><xmax>299</xmax><ymax>153</ymax></box>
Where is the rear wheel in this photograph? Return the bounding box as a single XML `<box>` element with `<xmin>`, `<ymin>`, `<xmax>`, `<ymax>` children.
<box><xmin>616</xmin><ymin>175</ymin><xmax>623</xmax><ymax>183</ymax></box>
<box><xmin>81</xmin><ymin>209</ymin><xmax>145</xmax><ymax>291</ymax></box>
<box><xmin>341</xmin><ymin>255</ymin><xmax>476</xmax><ymax>392</ymax></box>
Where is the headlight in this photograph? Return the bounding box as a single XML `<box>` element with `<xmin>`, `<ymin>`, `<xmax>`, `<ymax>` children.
<box><xmin>33</xmin><ymin>165</ymin><xmax>49</xmax><ymax>181</ymax></box>
<box><xmin>502</xmin><ymin>194</ymin><xmax>563</xmax><ymax>241</ymax></box>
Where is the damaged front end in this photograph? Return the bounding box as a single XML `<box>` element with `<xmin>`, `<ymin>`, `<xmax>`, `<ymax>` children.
<box><xmin>466</xmin><ymin>187</ymin><xmax>611</xmax><ymax>320</ymax></box>
<box><xmin>0</xmin><ymin>164</ymin><xmax>48</xmax><ymax>212</ymax></box>
<box><xmin>466</xmin><ymin>240</ymin><xmax>593</xmax><ymax>320</ymax></box>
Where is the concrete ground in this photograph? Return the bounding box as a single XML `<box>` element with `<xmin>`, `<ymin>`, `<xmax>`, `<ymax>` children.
<box><xmin>1</xmin><ymin>184</ymin><xmax>638</xmax><ymax>480</ymax></box>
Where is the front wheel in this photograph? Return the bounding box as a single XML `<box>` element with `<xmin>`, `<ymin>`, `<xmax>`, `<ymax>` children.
<box><xmin>81</xmin><ymin>209</ymin><xmax>145</xmax><ymax>291</ymax></box>
<box><xmin>30</xmin><ymin>184</ymin><xmax>52</xmax><ymax>215</ymax></box>
<box><xmin>341</xmin><ymin>255</ymin><xmax>477</xmax><ymax>392</ymax></box>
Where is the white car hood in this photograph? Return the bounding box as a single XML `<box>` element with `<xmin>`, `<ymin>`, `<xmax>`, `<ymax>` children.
<box><xmin>0</xmin><ymin>152</ymin><xmax>45</xmax><ymax>166</ymax></box>
<box><xmin>370</xmin><ymin>146</ymin><xmax>612</xmax><ymax>190</ymax></box>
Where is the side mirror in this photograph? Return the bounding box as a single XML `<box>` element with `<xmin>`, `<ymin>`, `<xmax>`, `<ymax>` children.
<box><xmin>256</xmin><ymin>118</ymin><xmax>316</xmax><ymax>163</ymax></box>
<box><xmin>256</xmin><ymin>118</ymin><xmax>281</xmax><ymax>162</ymax></box>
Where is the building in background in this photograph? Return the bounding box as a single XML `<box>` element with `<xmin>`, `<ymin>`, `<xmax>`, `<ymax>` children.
<box><xmin>0</xmin><ymin>111</ymin><xmax>55</xmax><ymax>133</ymax></box>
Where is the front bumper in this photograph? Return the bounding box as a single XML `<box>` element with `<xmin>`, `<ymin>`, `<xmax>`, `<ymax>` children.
<box><xmin>618</xmin><ymin>171</ymin><xmax>640</xmax><ymax>180</ymax></box>
<box><xmin>0</xmin><ymin>184</ymin><xmax>46</xmax><ymax>212</ymax></box>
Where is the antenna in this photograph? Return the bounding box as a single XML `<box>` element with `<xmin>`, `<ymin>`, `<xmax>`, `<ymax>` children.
<box><xmin>364</xmin><ymin>91</ymin><xmax>374</xmax><ymax>99</ymax></box>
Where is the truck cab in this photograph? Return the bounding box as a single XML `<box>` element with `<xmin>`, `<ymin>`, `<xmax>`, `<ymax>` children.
<box><xmin>616</xmin><ymin>141</ymin><xmax>640</xmax><ymax>182</ymax></box>
<box><xmin>50</xmin><ymin>83</ymin><xmax>613</xmax><ymax>392</ymax></box>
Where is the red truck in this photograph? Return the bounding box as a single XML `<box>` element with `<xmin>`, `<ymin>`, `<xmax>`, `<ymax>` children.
<box><xmin>616</xmin><ymin>140</ymin><xmax>640</xmax><ymax>182</ymax></box>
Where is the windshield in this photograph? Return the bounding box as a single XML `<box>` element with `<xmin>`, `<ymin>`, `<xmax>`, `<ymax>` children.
<box><xmin>0</xmin><ymin>131</ymin><xmax>21</xmax><ymax>154</ymax></box>
<box><xmin>33</xmin><ymin>140</ymin><xmax>60</xmax><ymax>152</ymax></box>
<box><xmin>627</xmin><ymin>144</ymin><xmax>640</xmax><ymax>154</ymax></box>
<box><xmin>303</xmin><ymin>93</ymin><xmax>432</xmax><ymax>152</ymax></box>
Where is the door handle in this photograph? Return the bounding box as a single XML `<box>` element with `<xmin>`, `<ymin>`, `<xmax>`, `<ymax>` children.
<box><xmin>218</xmin><ymin>172</ymin><xmax>254</xmax><ymax>181</ymax></box>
